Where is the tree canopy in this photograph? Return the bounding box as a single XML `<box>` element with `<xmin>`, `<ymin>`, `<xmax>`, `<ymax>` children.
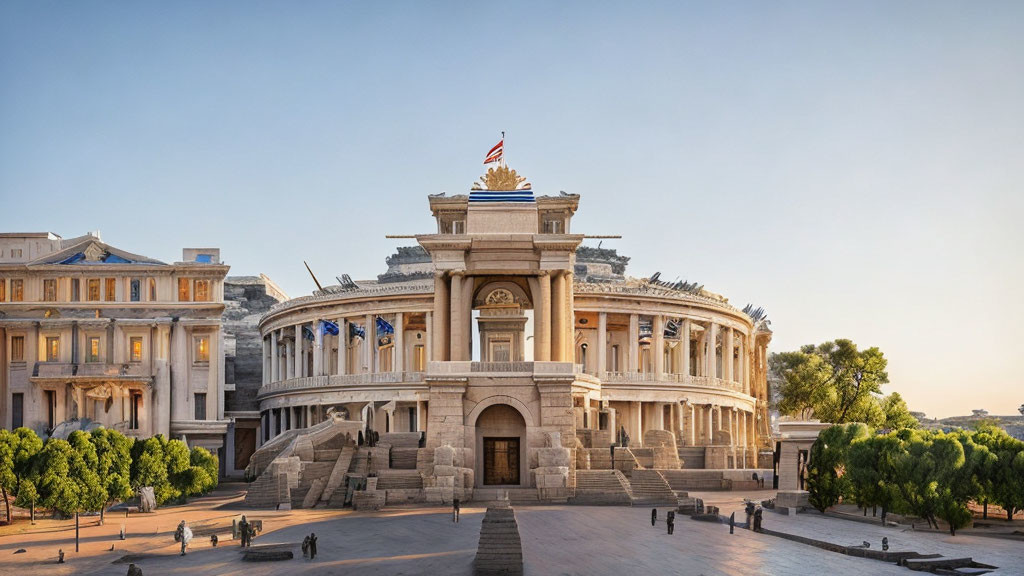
<box><xmin>770</xmin><ymin>339</ymin><xmax>916</xmax><ymax>429</ymax></box>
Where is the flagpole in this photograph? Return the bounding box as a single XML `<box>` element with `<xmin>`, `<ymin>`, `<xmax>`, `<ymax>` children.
<box><xmin>502</xmin><ymin>131</ymin><xmax>506</xmax><ymax>168</ymax></box>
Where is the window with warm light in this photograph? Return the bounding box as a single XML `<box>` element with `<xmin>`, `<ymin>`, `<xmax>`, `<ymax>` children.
<box><xmin>87</xmin><ymin>278</ymin><xmax>101</xmax><ymax>301</ymax></box>
<box><xmin>11</xmin><ymin>279</ymin><xmax>24</xmax><ymax>302</ymax></box>
<box><xmin>148</xmin><ymin>278</ymin><xmax>157</xmax><ymax>301</ymax></box>
<box><xmin>178</xmin><ymin>278</ymin><xmax>191</xmax><ymax>301</ymax></box>
<box><xmin>194</xmin><ymin>336</ymin><xmax>210</xmax><ymax>363</ymax></box>
<box><xmin>193</xmin><ymin>279</ymin><xmax>211</xmax><ymax>302</ymax></box>
<box><xmin>43</xmin><ymin>279</ymin><xmax>57</xmax><ymax>301</ymax></box>
<box><xmin>87</xmin><ymin>336</ymin><xmax>101</xmax><ymax>362</ymax></box>
<box><xmin>0</xmin><ymin>279</ymin><xmax>6</xmax><ymax>302</ymax></box>
<box><xmin>104</xmin><ymin>278</ymin><xmax>116</xmax><ymax>301</ymax></box>
<box><xmin>130</xmin><ymin>337</ymin><xmax>143</xmax><ymax>363</ymax></box>
<box><xmin>46</xmin><ymin>336</ymin><xmax>59</xmax><ymax>362</ymax></box>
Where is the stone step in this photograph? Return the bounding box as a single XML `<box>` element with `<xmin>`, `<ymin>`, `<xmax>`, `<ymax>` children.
<box><xmin>319</xmin><ymin>446</ymin><xmax>356</xmax><ymax>504</ymax></box>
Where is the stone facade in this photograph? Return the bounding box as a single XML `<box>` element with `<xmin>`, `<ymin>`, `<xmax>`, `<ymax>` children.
<box><xmin>0</xmin><ymin>231</ymin><xmax>230</xmax><ymax>459</ymax></box>
<box><xmin>249</xmin><ymin>165</ymin><xmax>773</xmax><ymax>503</ymax></box>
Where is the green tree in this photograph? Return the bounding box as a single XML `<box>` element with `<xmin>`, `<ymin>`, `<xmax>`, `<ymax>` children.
<box><xmin>806</xmin><ymin>423</ymin><xmax>871</xmax><ymax>512</ymax></box>
<box><xmin>974</xmin><ymin>426</ymin><xmax>1024</xmax><ymax>521</ymax></box>
<box><xmin>847</xmin><ymin>433</ymin><xmax>902</xmax><ymax>521</ymax></box>
<box><xmin>188</xmin><ymin>446</ymin><xmax>219</xmax><ymax>495</ymax></box>
<box><xmin>880</xmin><ymin>392</ymin><xmax>918</xmax><ymax>430</ymax></box>
<box><xmin>0</xmin><ymin>427</ymin><xmax>43</xmax><ymax>523</ymax></box>
<box><xmin>770</xmin><ymin>340</ymin><xmax>890</xmax><ymax>425</ymax></box>
<box><xmin>34</xmin><ymin>437</ymin><xmax>105</xmax><ymax>518</ymax></box>
<box><xmin>131</xmin><ymin>436</ymin><xmax>173</xmax><ymax>504</ymax></box>
<box><xmin>67</xmin><ymin>431</ymin><xmax>108</xmax><ymax>514</ymax></box>
<box><xmin>165</xmin><ymin>438</ymin><xmax>192</xmax><ymax>502</ymax></box>
<box><xmin>89</xmin><ymin>428</ymin><xmax>133</xmax><ymax>523</ymax></box>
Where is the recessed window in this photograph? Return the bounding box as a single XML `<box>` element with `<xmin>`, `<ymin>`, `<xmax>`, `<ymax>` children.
<box><xmin>12</xmin><ymin>393</ymin><xmax>24</xmax><ymax>428</ymax></box>
<box><xmin>178</xmin><ymin>278</ymin><xmax>191</xmax><ymax>301</ymax></box>
<box><xmin>413</xmin><ymin>345</ymin><xmax>426</xmax><ymax>371</ymax></box>
<box><xmin>129</xmin><ymin>393</ymin><xmax>141</xmax><ymax>430</ymax></box>
<box><xmin>193</xmin><ymin>279</ymin><xmax>211</xmax><ymax>302</ymax></box>
<box><xmin>45</xmin><ymin>390</ymin><xmax>56</xmax><ymax>430</ymax></box>
<box><xmin>11</xmin><ymin>279</ymin><xmax>23</xmax><ymax>302</ymax></box>
<box><xmin>452</xmin><ymin>220</ymin><xmax>466</xmax><ymax>234</ymax></box>
<box><xmin>70</xmin><ymin>278</ymin><xmax>80</xmax><ymax>302</ymax></box>
<box><xmin>11</xmin><ymin>248</ymin><xmax>23</xmax><ymax>259</ymax></box>
<box><xmin>10</xmin><ymin>336</ymin><xmax>24</xmax><ymax>362</ymax></box>
<box><xmin>104</xmin><ymin>278</ymin><xmax>116</xmax><ymax>301</ymax></box>
<box><xmin>0</xmin><ymin>279</ymin><xmax>6</xmax><ymax>301</ymax></box>
<box><xmin>148</xmin><ymin>278</ymin><xmax>157</xmax><ymax>301</ymax></box>
<box><xmin>87</xmin><ymin>278</ymin><xmax>101</xmax><ymax>301</ymax></box>
<box><xmin>87</xmin><ymin>337</ymin><xmax>101</xmax><ymax>362</ymax></box>
<box><xmin>43</xmin><ymin>279</ymin><xmax>57</xmax><ymax>302</ymax></box>
<box><xmin>130</xmin><ymin>279</ymin><xmax>141</xmax><ymax>302</ymax></box>
<box><xmin>130</xmin><ymin>337</ymin><xmax>143</xmax><ymax>362</ymax></box>
<box><xmin>542</xmin><ymin>218</ymin><xmax>564</xmax><ymax>234</ymax></box>
<box><xmin>194</xmin><ymin>336</ymin><xmax>210</xmax><ymax>363</ymax></box>
<box><xmin>46</xmin><ymin>336</ymin><xmax>60</xmax><ymax>362</ymax></box>
<box><xmin>194</xmin><ymin>393</ymin><xmax>207</xmax><ymax>420</ymax></box>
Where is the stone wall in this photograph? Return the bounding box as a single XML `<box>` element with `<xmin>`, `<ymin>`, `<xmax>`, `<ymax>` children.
<box><xmin>223</xmin><ymin>275</ymin><xmax>287</xmax><ymax>413</ymax></box>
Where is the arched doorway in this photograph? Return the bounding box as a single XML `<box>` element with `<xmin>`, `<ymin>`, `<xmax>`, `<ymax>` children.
<box><xmin>474</xmin><ymin>404</ymin><xmax>526</xmax><ymax>487</ymax></box>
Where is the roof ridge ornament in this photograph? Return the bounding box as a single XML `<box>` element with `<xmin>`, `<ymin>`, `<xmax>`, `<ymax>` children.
<box><xmin>471</xmin><ymin>164</ymin><xmax>532</xmax><ymax>191</ymax></box>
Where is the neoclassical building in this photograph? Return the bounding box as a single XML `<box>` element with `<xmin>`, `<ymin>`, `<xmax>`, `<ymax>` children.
<box><xmin>0</xmin><ymin>232</ymin><xmax>230</xmax><ymax>461</ymax></box>
<box><xmin>253</xmin><ymin>165</ymin><xmax>772</xmax><ymax>500</ymax></box>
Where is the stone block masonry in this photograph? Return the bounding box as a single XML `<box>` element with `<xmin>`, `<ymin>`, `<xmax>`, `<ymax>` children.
<box><xmin>474</xmin><ymin>507</ymin><xmax>524</xmax><ymax>576</ymax></box>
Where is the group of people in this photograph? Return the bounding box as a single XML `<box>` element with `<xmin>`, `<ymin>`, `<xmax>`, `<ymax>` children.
<box><xmin>301</xmin><ymin>533</ymin><xmax>319</xmax><ymax>560</ymax></box>
<box><xmin>744</xmin><ymin>501</ymin><xmax>764</xmax><ymax>532</ymax></box>
<box><xmin>237</xmin><ymin>515</ymin><xmax>258</xmax><ymax>547</ymax></box>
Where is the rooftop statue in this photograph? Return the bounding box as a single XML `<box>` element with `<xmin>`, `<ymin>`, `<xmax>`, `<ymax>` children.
<box><xmin>471</xmin><ymin>164</ymin><xmax>532</xmax><ymax>191</ymax></box>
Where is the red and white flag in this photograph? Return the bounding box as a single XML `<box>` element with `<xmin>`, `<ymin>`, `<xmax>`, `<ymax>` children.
<box><xmin>484</xmin><ymin>139</ymin><xmax>503</xmax><ymax>164</ymax></box>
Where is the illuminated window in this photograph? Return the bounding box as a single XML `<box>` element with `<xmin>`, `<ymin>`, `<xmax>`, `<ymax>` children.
<box><xmin>11</xmin><ymin>279</ymin><xmax>23</xmax><ymax>302</ymax></box>
<box><xmin>0</xmin><ymin>279</ymin><xmax>5</xmax><ymax>301</ymax></box>
<box><xmin>11</xmin><ymin>336</ymin><xmax>24</xmax><ymax>362</ymax></box>
<box><xmin>148</xmin><ymin>278</ymin><xmax>157</xmax><ymax>301</ymax></box>
<box><xmin>104</xmin><ymin>278</ymin><xmax>116</xmax><ymax>301</ymax></box>
<box><xmin>193</xmin><ymin>279</ymin><xmax>211</xmax><ymax>302</ymax></box>
<box><xmin>413</xmin><ymin>345</ymin><xmax>426</xmax><ymax>371</ymax></box>
<box><xmin>87</xmin><ymin>337</ymin><xmax>101</xmax><ymax>362</ymax></box>
<box><xmin>130</xmin><ymin>337</ymin><xmax>143</xmax><ymax>362</ymax></box>
<box><xmin>87</xmin><ymin>279</ymin><xmax>101</xmax><ymax>301</ymax></box>
<box><xmin>46</xmin><ymin>336</ymin><xmax>59</xmax><ymax>362</ymax></box>
<box><xmin>43</xmin><ymin>279</ymin><xmax>57</xmax><ymax>301</ymax></box>
<box><xmin>130</xmin><ymin>279</ymin><xmax>141</xmax><ymax>302</ymax></box>
<box><xmin>194</xmin><ymin>336</ymin><xmax>209</xmax><ymax>363</ymax></box>
<box><xmin>70</xmin><ymin>278</ymin><xmax>80</xmax><ymax>301</ymax></box>
<box><xmin>178</xmin><ymin>278</ymin><xmax>191</xmax><ymax>301</ymax></box>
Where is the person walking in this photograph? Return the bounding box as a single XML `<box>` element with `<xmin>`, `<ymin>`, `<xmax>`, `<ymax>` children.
<box><xmin>666</xmin><ymin>510</ymin><xmax>675</xmax><ymax>535</ymax></box>
<box><xmin>453</xmin><ymin>497</ymin><xmax>461</xmax><ymax>523</ymax></box>
<box><xmin>651</xmin><ymin>508</ymin><xmax>657</xmax><ymax>526</ymax></box>
<box><xmin>309</xmin><ymin>532</ymin><xmax>318</xmax><ymax>560</ymax></box>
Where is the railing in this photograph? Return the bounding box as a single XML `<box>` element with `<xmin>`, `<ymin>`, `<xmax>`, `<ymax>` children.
<box><xmin>33</xmin><ymin>362</ymin><xmax>151</xmax><ymax>378</ymax></box>
<box><xmin>259</xmin><ymin>371</ymin><xmax>427</xmax><ymax>396</ymax></box>
<box><xmin>602</xmin><ymin>371</ymin><xmax>746</xmax><ymax>393</ymax></box>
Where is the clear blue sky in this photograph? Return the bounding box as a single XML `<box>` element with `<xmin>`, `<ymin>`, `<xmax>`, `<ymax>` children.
<box><xmin>2</xmin><ymin>1</ymin><xmax>1022</xmax><ymax>419</ymax></box>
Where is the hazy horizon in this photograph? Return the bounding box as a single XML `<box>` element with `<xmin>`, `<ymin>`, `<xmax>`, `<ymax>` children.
<box><xmin>2</xmin><ymin>1</ymin><xmax>1021</xmax><ymax>419</ymax></box>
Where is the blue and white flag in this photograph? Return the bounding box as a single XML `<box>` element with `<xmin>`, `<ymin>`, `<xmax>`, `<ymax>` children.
<box><xmin>302</xmin><ymin>326</ymin><xmax>316</xmax><ymax>341</ymax></box>
<box><xmin>375</xmin><ymin>316</ymin><xmax>394</xmax><ymax>335</ymax></box>
<box><xmin>320</xmin><ymin>320</ymin><xmax>340</xmax><ymax>336</ymax></box>
<box><xmin>349</xmin><ymin>323</ymin><xmax>365</xmax><ymax>340</ymax></box>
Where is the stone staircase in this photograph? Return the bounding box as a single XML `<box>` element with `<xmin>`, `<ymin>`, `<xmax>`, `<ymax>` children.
<box><xmin>290</xmin><ymin>461</ymin><xmax>335</xmax><ymax>509</ymax></box>
<box><xmin>473</xmin><ymin>488</ymin><xmax>538</xmax><ymax>505</ymax></box>
<box><xmin>319</xmin><ymin>446</ymin><xmax>355</xmax><ymax>505</ymax></box>
<box><xmin>678</xmin><ymin>447</ymin><xmax>706</xmax><ymax>469</ymax></box>
<box><xmin>473</xmin><ymin>507</ymin><xmax>524</xmax><ymax>576</ymax></box>
<box><xmin>571</xmin><ymin>470</ymin><xmax>634</xmax><ymax>505</ymax></box>
<box><xmin>375</xmin><ymin>469</ymin><xmax>424</xmax><ymax>490</ymax></box>
<box><xmin>660</xmin><ymin>469</ymin><xmax>727</xmax><ymax>491</ymax></box>
<box><xmin>627</xmin><ymin>469</ymin><xmax>677</xmax><ymax>505</ymax></box>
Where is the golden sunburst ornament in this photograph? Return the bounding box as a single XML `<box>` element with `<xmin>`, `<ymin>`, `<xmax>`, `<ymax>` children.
<box><xmin>471</xmin><ymin>165</ymin><xmax>532</xmax><ymax>191</ymax></box>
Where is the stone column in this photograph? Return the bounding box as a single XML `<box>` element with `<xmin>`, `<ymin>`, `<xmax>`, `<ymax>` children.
<box><xmin>681</xmin><ymin>319</ymin><xmax>691</xmax><ymax>377</ymax></box>
<box><xmin>432</xmin><ymin>273</ymin><xmax>449</xmax><ymax>361</ymax></box>
<box><xmin>535</xmin><ymin>273</ymin><xmax>551</xmax><ymax>362</ymax></box>
<box><xmin>394</xmin><ymin>312</ymin><xmax>404</xmax><ymax>373</ymax></box>
<box><xmin>339</xmin><ymin>319</ymin><xmax>347</xmax><ymax>375</ymax></box>
<box><xmin>632</xmin><ymin>401</ymin><xmax>643</xmax><ymax>447</ymax></box>
<box><xmin>262</xmin><ymin>337</ymin><xmax>269</xmax><ymax>385</ymax></box>
<box><xmin>706</xmin><ymin>405</ymin><xmax>714</xmax><ymax>445</ymax></box>
<box><xmin>296</xmin><ymin>324</ymin><xmax>306</xmax><ymax>378</ymax></box>
<box><xmin>689</xmin><ymin>403</ymin><xmax>696</xmax><ymax>446</ymax></box>
<box><xmin>364</xmin><ymin>314</ymin><xmax>374</xmax><ymax>372</ymax></box>
<box><xmin>724</xmin><ymin>327</ymin><xmax>733</xmax><ymax>383</ymax></box>
<box><xmin>271</xmin><ymin>330</ymin><xmax>279</xmax><ymax>382</ymax></box>
<box><xmin>596</xmin><ymin>312</ymin><xmax>607</xmax><ymax>378</ymax></box>
<box><xmin>707</xmin><ymin>323</ymin><xmax>718</xmax><ymax>379</ymax></box>
<box><xmin>628</xmin><ymin>314</ymin><xmax>639</xmax><ymax>372</ymax></box>
<box><xmin>551</xmin><ymin>272</ymin><xmax>565</xmax><ymax>362</ymax></box>
<box><xmin>424</xmin><ymin>312</ymin><xmax>432</xmax><ymax>366</ymax></box>
<box><xmin>654</xmin><ymin>402</ymin><xmax>665</xmax><ymax>430</ymax></box>
<box><xmin>449</xmin><ymin>273</ymin><xmax>464</xmax><ymax>361</ymax></box>
<box><xmin>285</xmin><ymin>336</ymin><xmax>294</xmax><ymax>380</ymax></box>
<box><xmin>652</xmin><ymin>315</ymin><xmax>664</xmax><ymax>380</ymax></box>
<box><xmin>313</xmin><ymin>321</ymin><xmax>323</xmax><ymax>377</ymax></box>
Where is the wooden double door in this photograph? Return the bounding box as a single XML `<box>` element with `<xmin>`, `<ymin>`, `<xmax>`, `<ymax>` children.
<box><xmin>483</xmin><ymin>437</ymin><xmax>520</xmax><ymax>485</ymax></box>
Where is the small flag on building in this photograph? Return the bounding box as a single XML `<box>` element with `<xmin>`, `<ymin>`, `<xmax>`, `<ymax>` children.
<box><xmin>484</xmin><ymin>139</ymin><xmax>503</xmax><ymax>164</ymax></box>
<box><xmin>349</xmin><ymin>323</ymin><xmax>365</xmax><ymax>340</ymax></box>
<box><xmin>302</xmin><ymin>326</ymin><xmax>316</xmax><ymax>341</ymax></box>
<box><xmin>320</xmin><ymin>320</ymin><xmax>340</xmax><ymax>336</ymax></box>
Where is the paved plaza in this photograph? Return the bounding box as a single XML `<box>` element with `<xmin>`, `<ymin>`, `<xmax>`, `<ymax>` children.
<box><xmin>0</xmin><ymin>487</ymin><xmax>1020</xmax><ymax>575</ymax></box>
